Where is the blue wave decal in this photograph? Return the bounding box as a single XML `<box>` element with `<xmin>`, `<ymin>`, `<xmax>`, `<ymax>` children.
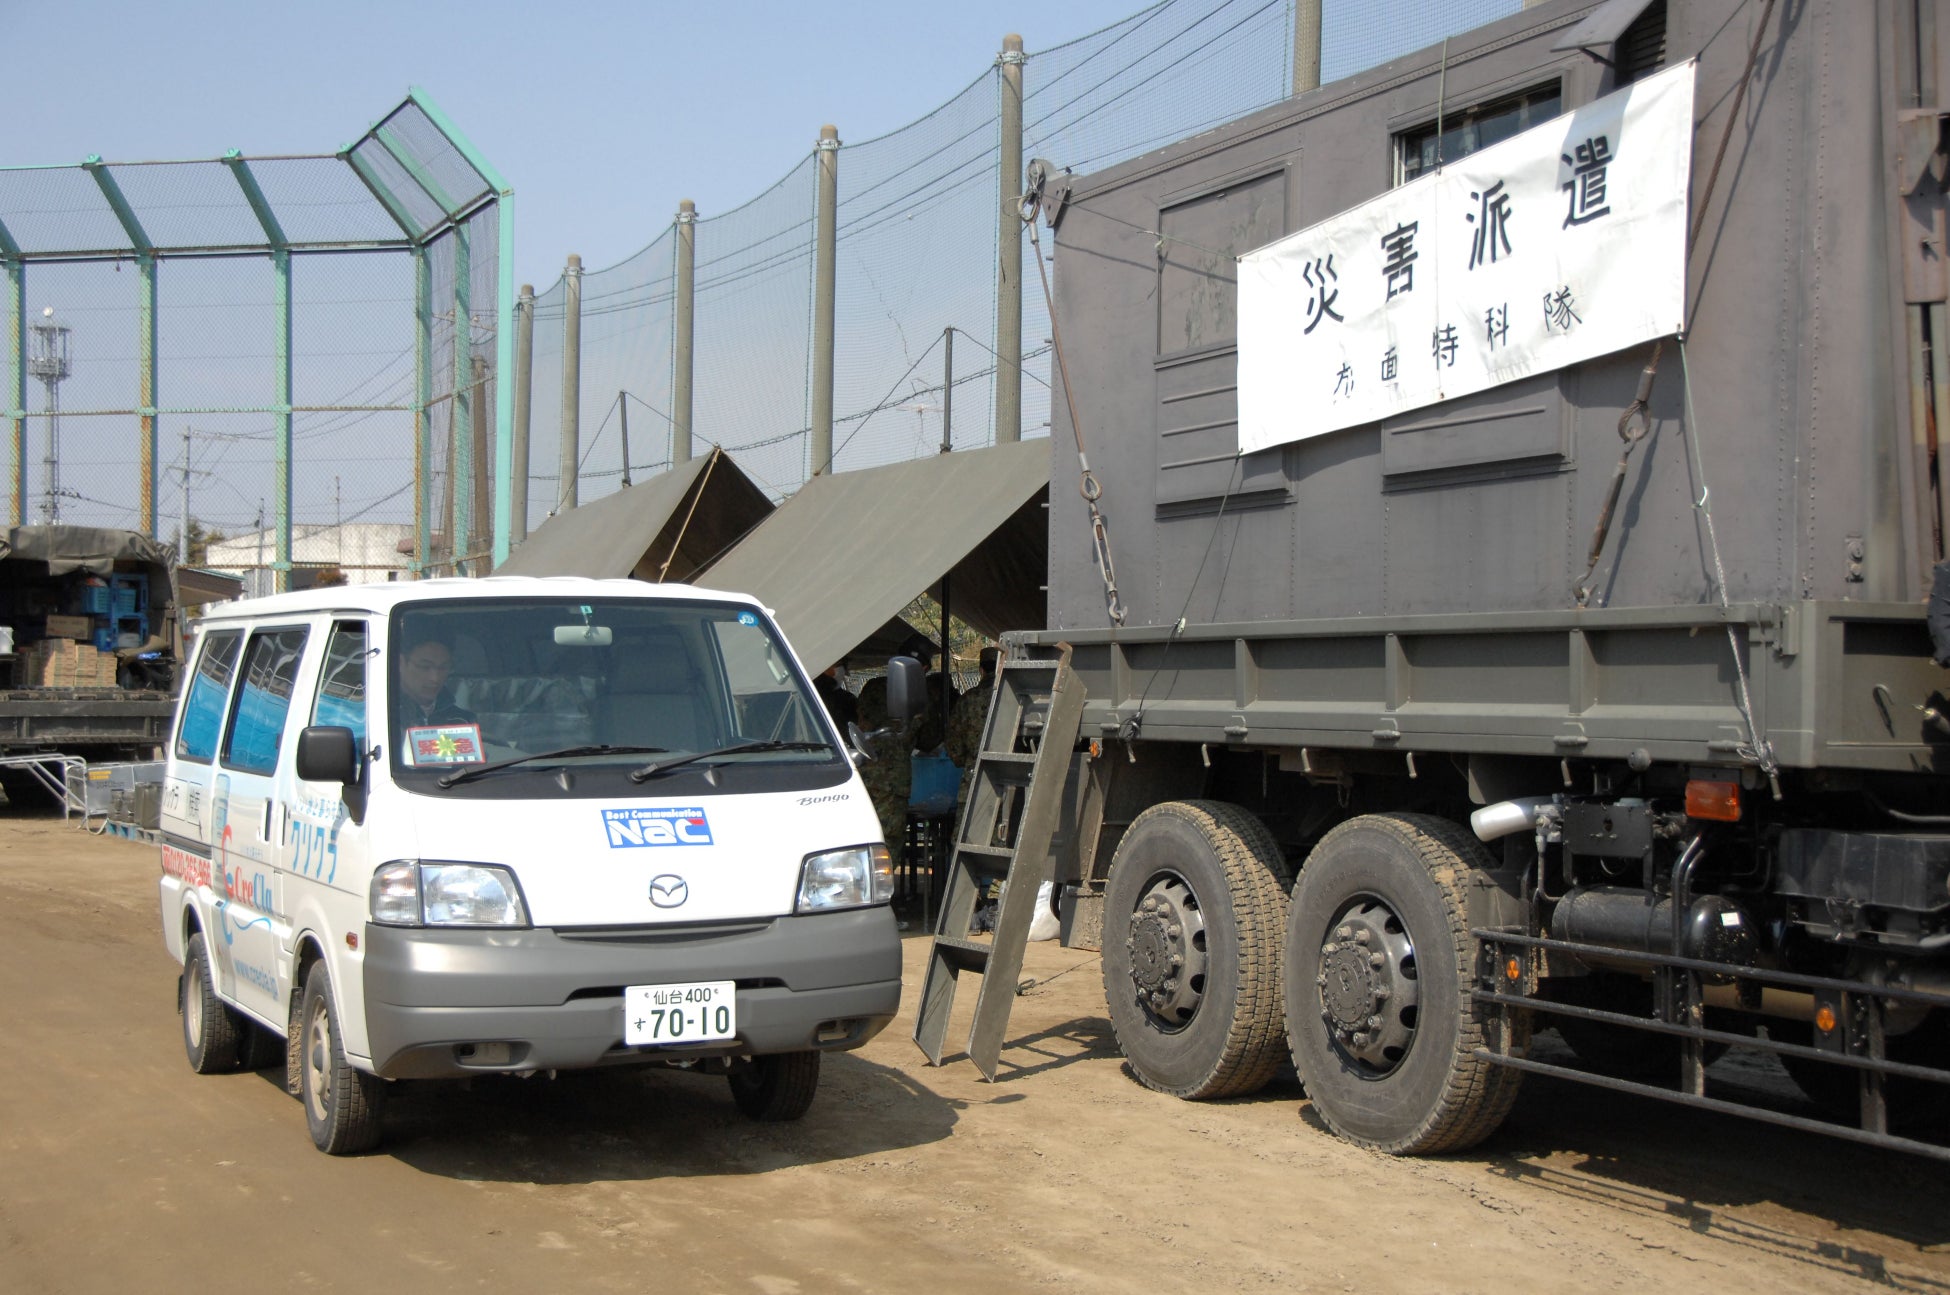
<box><xmin>216</xmin><ymin>901</ymin><xmax>273</xmax><ymax>944</ymax></box>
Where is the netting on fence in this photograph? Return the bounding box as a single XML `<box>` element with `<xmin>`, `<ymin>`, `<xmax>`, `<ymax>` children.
<box><xmin>7</xmin><ymin>1</ymin><xmax>1535</xmax><ymax>564</ymax></box>
<box><xmin>524</xmin><ymin>0</ymin><xmax>1527</xmax><ymax>517</ymax></box>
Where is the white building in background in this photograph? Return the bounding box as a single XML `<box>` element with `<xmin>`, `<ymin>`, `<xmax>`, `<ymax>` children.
<box><xmin>204</xmin><ymin>522</ymin><xmax>415</xmax><ymax>597</ymax></box>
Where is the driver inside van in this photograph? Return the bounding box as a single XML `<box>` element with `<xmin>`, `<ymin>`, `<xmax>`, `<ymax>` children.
<box><xmin>396</xmin><ymin>636</ymin><xmax>476</xmax><ymax>730</ymax></box>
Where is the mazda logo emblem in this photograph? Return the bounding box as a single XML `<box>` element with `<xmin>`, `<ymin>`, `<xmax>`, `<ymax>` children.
<box><xmin>649</xmin><ymin>874</ymin><xmax>689</xmax><ymax>908</ymax></box>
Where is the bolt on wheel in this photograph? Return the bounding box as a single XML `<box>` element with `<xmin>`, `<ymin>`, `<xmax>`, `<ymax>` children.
<box><xmin>1316</xmin><ymin>896</ymin><xmax>1419</xmax><ymax>1074</ymax></box>
<box><xmin>1125</xmin><ymin>873</ymin><xmax>1209</xmax><ymax>1030</ymax></box>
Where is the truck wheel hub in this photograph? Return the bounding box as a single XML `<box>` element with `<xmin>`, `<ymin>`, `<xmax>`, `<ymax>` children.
<box><xmin>1124</xmin><ymin>875</ymin><xmax>1207</xmax><ymax>1028</ymax></box>
<box><xmin>1315</xmin><ymin>898</ymin><xmax>1419</xmax><ymax>1074</ymax></box>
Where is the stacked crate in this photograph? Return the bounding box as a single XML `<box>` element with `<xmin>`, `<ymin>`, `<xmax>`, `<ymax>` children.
<box><xmin>17</xmin><ymin>637</ymin><xmax>120</xmax><ymax>687</ymax></box>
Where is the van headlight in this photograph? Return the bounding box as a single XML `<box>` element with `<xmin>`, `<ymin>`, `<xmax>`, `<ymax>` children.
<box><xmin>370</xmin><ymin>860</ymin><xmax>530</xmax><ymax>927</ymax></box>
<box><xmin>796</xmin><ymin>844</ymin><xmax>893</xmax><ymax>912</ymax></box>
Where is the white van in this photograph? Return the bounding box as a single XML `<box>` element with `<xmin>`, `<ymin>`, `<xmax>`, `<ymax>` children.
<box><xmin>158</xmin><ymin>577</ymin><xmax>903</xmax><ymax>1153</ymax></box>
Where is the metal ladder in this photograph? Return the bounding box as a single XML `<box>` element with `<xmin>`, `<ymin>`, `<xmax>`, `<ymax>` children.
<box><xmin>913</xmin><ymin>647</ymin><xmax>1084</xmax><ymax>1078</ymax></box>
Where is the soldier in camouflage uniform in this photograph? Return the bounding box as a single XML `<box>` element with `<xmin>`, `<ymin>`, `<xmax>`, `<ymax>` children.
<box><xmin>947</xmin><ymin>646</ymin><xmax>999</xmax><ymax>806</ymax></box>
<box><xmin>854</xmin><ymin>676</ymin><xmax>911</xmax><ymax>869</ymax></box>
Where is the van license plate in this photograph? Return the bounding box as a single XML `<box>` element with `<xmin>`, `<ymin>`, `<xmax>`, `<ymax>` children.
<box><xmin>624</xmin><ymin>980</ymin><xmax>737</xmax><ymax>1046</ymax></box>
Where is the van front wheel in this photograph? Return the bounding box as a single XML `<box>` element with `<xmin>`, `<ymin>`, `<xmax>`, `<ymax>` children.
<box><xmin>299</xmin><ymin>962</ymin><xmax>387</xmax><ymax>1154</ymax></box>
<box><xmin>728</xmin><ymin>1051</ymin><xmax>820</xmax><ymax>1121</ymax></box>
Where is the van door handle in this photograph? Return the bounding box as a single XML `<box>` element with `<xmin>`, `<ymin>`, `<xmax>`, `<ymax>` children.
<box><xmin>263</xmin><ymin>799</ymin><xmax>274</xmax><ymax>842</ymax></box>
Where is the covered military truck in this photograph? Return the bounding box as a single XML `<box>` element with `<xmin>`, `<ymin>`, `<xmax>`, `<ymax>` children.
<box><xmin>0</xmin><ymin>525</ymin><xmax>178</xmax><ymax>806</ymax></box>
<box><xmin>963</xmin><ymin>0</ymin><xmax>1950</xmax><ymax>1160</ymax></box>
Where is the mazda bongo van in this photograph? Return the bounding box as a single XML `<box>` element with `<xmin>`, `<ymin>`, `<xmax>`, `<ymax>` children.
<box><xmin>159</xmin><ymin>577</ymin><xmax>902</xmax><ymax>1153</ymax></box>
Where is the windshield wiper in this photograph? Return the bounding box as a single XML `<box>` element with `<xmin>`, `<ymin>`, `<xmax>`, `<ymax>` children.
<box><xmin>628</xmin><ymin>740</ymin><xmax>829</xmax><ymax>783</ymax></box>
<box><xmin>436</xmin><ymin>744</ymin><xmax>668</xmax><ymax>788</ymax></box>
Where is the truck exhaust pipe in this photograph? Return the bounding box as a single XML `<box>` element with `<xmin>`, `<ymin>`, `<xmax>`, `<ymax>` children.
<box><xmin>1470</xmin><ymin>796</ymin><xmax>1554</xmax><ymax>843</ymax></box>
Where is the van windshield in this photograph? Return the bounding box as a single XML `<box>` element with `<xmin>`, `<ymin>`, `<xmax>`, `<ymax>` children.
<box><xmin>386</xmin><ymin>596</ymin><xmax>840</xmax><ymax>797</ymax></box>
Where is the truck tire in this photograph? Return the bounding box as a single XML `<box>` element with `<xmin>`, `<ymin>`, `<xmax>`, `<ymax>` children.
<box><xmin>1285</xmin><ymin>813</ymin><xmax>1524</xmax><ymax>1155</ymax></box>
<box><xmin>1101</xmin><ymin>800</ymin><xmax>1292</xmax><ymax>1100</ymax></box>
<box><xmin>728</xmin><ymin>1051</ymin><xmax>820</xmax><ymax>1122</ymax></box>
<box><xmin>299</xmin><ymin>961</ymin><xmax>386</xmax><ymax>1155</ymax></box>
<box><xmin>181</xmin><ymin>932</ymin><xmax>243</xmax><ymax>1074</ymax></box>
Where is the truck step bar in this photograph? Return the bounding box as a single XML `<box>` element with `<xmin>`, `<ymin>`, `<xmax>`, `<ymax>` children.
<box><xmin>1472</xmin><ymin>927</ymin><xmax>1950</xmax><ymax>1163</ymax></box>
<box><xmin>913</xmin><ymin>648</ymin><xmax>1085</xmax><ymax>1078</ymax></box>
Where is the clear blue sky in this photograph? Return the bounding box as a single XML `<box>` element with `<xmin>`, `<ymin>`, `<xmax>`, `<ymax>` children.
<box><xmin>8</xmin><ymin>0</ymin><xmax>1147</xmax><ymax>290</ymax></box>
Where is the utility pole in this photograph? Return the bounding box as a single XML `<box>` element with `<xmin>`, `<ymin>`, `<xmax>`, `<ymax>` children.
<box><xmin>1292</xmin><ymin>0</ymin><xmax>1322</xmax><ymax>95</ymax></box>
<box><xmin>254</xmin><ymin>501</ymin><xmax>266</xmax><ymax>599</ymax></box>
<box><xmin>942</xmin><ymin>327</ymin><xmax>954</xmax><ymax>454</ymax></box>
<box><xmin>996</xmin><ymin>35</ymin><xmax>1024</xmax><ymax>443</ymax></box>
<box><xmin>558</xmin><ymin>254</ymin><xmax>583</xmax><ymax>511</ymax></box>
<box><xmin>511</xmin><ymin>283</ymin><xmax>533</xmax><ymax>543</ymax></box>
<box><xmin>673</xmin><ymin>200</ymin><xmax>696</xmax><ymax>465</ymax></box>
<box><xmin>178</xmin><ymin>427</ymin><xmax>192</xmax><ymax>564</ymax></box>
<box><xmin>810</xmin><ymin>125</ymin><xmax>840</xmax><ymax>477</ymax></box>
<box><xmin>618</xmin><ymin>391</ymin><xmax>632</xmax><ymax>487</ymax></box>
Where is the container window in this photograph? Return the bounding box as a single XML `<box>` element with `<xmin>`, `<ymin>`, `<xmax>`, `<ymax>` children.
<box><xmin>1395</xmin><ymin>83</ymin><xmax>1562</xmax><ymax>186</ymax></box>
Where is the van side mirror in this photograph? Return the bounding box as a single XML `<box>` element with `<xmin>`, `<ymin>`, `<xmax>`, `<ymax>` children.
<box><xmin>296</xmin><ymin>725</ymin><xmax>360</xmax><ymax>784</ymax></box>
<box><xmin>885</xmin><ymin>655</ymin><xmax>925</xmax><ymax>723</ymax></box>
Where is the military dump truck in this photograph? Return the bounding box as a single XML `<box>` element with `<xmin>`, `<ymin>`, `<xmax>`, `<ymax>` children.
<box><xmin>933</xmin><ymin>0</ymin><xmax>1950</xmax><ymax>1161</ymax></box>
<box><xmin>0</xmin><ymin>525</ymin><xmax>178</xmax><ymax>805</ymax></box>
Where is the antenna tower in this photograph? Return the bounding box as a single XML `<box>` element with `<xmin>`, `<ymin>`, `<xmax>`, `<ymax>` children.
<box><xmin>27</xmin><ymin>308</ymin><xmax>72</xmax><ymax>524</ymax></box>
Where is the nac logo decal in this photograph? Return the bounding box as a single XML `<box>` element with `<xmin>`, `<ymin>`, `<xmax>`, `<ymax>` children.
<box><xmin>603</xmin><ymin>806</ymin><xmax>715</xmax><ymax>848</ymax></box>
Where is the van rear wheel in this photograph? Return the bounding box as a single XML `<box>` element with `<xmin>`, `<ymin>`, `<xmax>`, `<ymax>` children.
<box><xmin>728</xmin><ymin>1051</ymin><xmax>821</xmax><ymax>1122</ymax></box>
<box><xmin>299</xmin><ymin>961</ymin><xmax>387</xmax><ymax>1154</ymax></box>
<box><xmin>182</xmin><ymin>932</ymin><xmax>243</xmax><ymax>1074</ymax></box>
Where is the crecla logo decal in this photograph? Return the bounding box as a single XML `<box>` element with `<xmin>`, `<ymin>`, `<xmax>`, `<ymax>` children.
<box><xmin>602</xmin><ymin>806</ymin><xmax>714</xmax><ymax>847</ymax></box>
<box><xmin>648</xmin><ymin>875</ymin><xmax>689</xmax><ymax>908</ymax></box>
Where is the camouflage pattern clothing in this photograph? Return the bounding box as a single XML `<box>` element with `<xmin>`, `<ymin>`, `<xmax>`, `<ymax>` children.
<box><xmin>854</xmin><ymin>676</ymin><xmax>911</xmax><ymax>865</ymax></box>
<box><xmin>948</xmin><ymin>673</ymin><xmax>995</xmax><ymax>805</ymax></box>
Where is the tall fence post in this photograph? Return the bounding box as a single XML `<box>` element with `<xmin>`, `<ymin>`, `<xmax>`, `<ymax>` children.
<box><xmin>138</xmin><ymin>251</ymin><xmax>159</xmax><ymax>538</ymax></box>
<box><xmin>472</xmin><ymin>355</ymin><xmax>491</xmax><ymax>542</ymax></box>
<box><xmin>271</xmin><ymin>246</ymin><xmax>292</xmax><ymax>591</ymax></box>
<box><xmin>452</xmin><ymin>222</ymin><xmax>474</xmax><ymax>572</ymax></box>
<box><xmin>617</xmin><ymin>391</ymin><xmax>632</xmax><ymax>486</ymax></box>
<box><xmin>5</xmin><ymin>258</ymin><xmax>22</xmax><ymax>527</ymax></box>
<box><xmin>558</xmin><ymin>253</ymin><xmax>582</xmax><ymax>511</ymax></box>
<box><xmin>1292</xmin><ymin>0</ymin><xmax>1322</xmax><ymax>95</ymax></box>
<box><xmin>413</xmin><ymin>246</ymin><xmax>432</xmax><ymax>577</ymax></box>
<box><xmin>996</xmin><ymin>34</ymin><xmax>1025</xmax><ymax>444</ymax></box>
<box><xmin>673</xmin><ymin>200</ymin><xmax>696</xmax><ymax>466</ymax></box>
<box><xmin>511</xmin><ymin>283</ymin><xmax>533</xmax><ymax>545</ymax></box>
<box><xmin>810</xmin><ymin>125</ymin><xmax>840</xmax><ymax>478</ymax></box>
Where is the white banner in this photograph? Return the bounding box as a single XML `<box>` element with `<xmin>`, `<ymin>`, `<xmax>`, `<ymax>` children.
<box><xmin>1238</xmin><ymin>61</ymin><xmax>1696</xmax><ymax>453</ymax></box>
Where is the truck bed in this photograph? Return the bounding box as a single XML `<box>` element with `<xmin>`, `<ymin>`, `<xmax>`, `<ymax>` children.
<box><xmin>1022</xmin><ymin>600</ymin><xmax>1945</xmax><ymax>775</ymax></box>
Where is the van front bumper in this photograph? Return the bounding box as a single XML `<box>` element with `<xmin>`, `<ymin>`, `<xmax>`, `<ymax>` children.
<box><xmin>361</xmin><ymin>906</ymin><xmax>902</xmax><ymax>1079</ymax></box>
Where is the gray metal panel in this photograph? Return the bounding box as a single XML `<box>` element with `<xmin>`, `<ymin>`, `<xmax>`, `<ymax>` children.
<box><xmin>494</xmin><ymin>451</ymin><xmax>772</xmax><ymax>582</ymax></box>
<box><xmin>1020</xmin><ymin>600</ymin><xmax>1946</xmax><ymax>775</ymax></box>
<box><xmin>1043</xmin><ymin>0</ymin><xmax>1921</xmax><ymax>642</ymax></box>
<box><xmin>694</xmin><ymin>440</ymin><xmax>1050</xmax><ymax>675</ymax></box>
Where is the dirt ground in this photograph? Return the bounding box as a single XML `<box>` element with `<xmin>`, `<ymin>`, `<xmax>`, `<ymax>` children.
<box><xmin>3</xmin><ymin>813</ymin><xmax>1948</xmax><ymax>1295</ymax></box>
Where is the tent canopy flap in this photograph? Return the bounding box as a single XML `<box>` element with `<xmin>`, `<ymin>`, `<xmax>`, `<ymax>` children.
<box><xmin>494</xmin><ymin>449</ymin><xmax>773</xmax><ymax>582</ymax></box>
<box><xmin>695</xmin><ymin>440</ymin><xmax>1050</xmax><ymax>675</ymax></box>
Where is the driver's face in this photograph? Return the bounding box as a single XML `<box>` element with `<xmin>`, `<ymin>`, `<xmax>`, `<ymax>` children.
<box><xmin>401</xmin><ymin>642</ymin><xmax>453</xmax><ymax>708</ymax></box>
